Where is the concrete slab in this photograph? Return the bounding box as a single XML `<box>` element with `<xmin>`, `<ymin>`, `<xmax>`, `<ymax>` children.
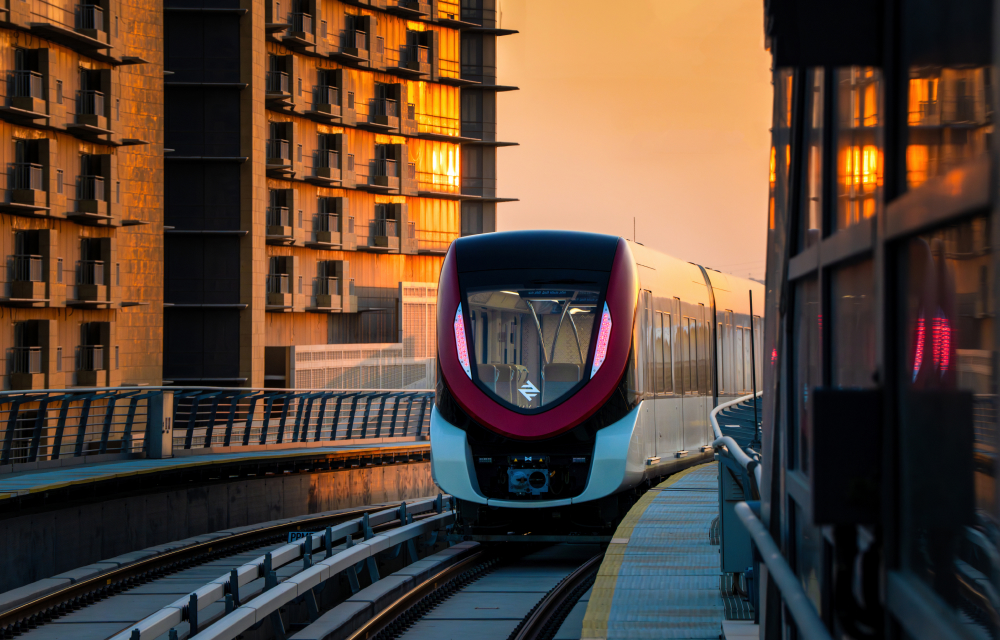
<box><xmin>422</xmin><ymin>591</ymin><xmax>541</xmax><ymax>620</ymax></box>
<box><xmin>52</xmin><ymin>562</ymin><xmax>119</xmax><ymax>583</ymax></box>
<box><xmin>0</xmin><ymin>578</ymin><xmax>71</xmax><ymax>613</ymax></box>
<box><xmin>400</xmin><ymin>619</ymin><xmax>515</xmax><ymax>640</ymax></box>
<box><xmin>289</xmin><ymin>600</ymin><xmax>371</xmax><ymax>640</ymax></box>
<box><xmin>346</xmin><ymin>575</ymin><xmax>413</xmax><ymax>611</ymax></box>
<box><xmin>16</xmin><ymin>622</ymin><xmax>131</xmax><ymax>640</ymax></box>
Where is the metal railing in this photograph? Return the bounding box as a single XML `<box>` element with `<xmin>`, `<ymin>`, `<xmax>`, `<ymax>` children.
<box><xmin>110</xmin><ymin>497</ymin><xmax>453</xmax><ymax>640</ymax></box>
<box><xmin>13</xmin><ymin>163</ymin><xmax>43</xmax><ymax>191</ymax></box>
<box><xmin>80</xmin><ymin>3</ymin><xmax>104</xmax><ymax>30</ymax></box>
<box><xmin>317</xmin><ymin>84</ymin><xmax>339</xmax><ymax>105</ymax></box>
<box><xmin>12</xmin><ymin>255</ymin><xmax>44</xmax><ymax>282</ymax></box>
<box><xmin>80</xmin><ymin>174</ymin><xmax>105</xmax><ymax>200</ymax></box>
<box><xmin>78</xmin><ymin>89</ymin><xmax>105</xmax><ymax>116</ymax></box>
<box><xmin>11</xmin><ymin>347</ymin><xmax>42</xmax><ymax>375</ymax></box>
<box><xmin>350</xmin><ymin>29</ymin><xmax>367</xmax><ymax>51</ymax></box>
<box><xmin>267</xmin><ymin>206</ymin><xmax>290</xmax><ymax>227</ymax></box>
<box><xmin>0</xmin><ymin>387</ymin><xmax>434</xmax><ymax>466</ymax></box>
<box><xmin>416</xmin><ymin>230</ymin><xmax>457</xmax><ymax>252</ymax></box>
<box><xmin>374</xmin><ymin>158</ymin><xmax>398</xmax><ymax>178</ymax></box>
<box><xmin>373</xmin><ymin>218</ymin><xmax>399</xmax><ymax>237</ymax></box>
<box><xmin>291</xmin><ymin>12</ymin><xmax>312</xmax><ymax>34</ymax></box>
<box><xmin>13</xmin><ymin>70</ymin><xmax>43</xmax><ymax>99</ymax></box>
<box><xmin>316</xmin><ymin>213</ymin><xmax>339</xmax><ymax>232</ymax></box>
<box><xmin>266</xmin><ymin>273</ymin><xmax>290</xmax><ymax>294</ymax></box>
<box><xmin>78</xmin><ymin>259</ymin><xmax>105</xmax><ymax>285</ymax></box>
<box><xmin>318</xmin><ymin>149</ymin><xmax>339</xmax><ymax>169</ymax></box>
<box><xmin>79</xmin><ymin>345</ymin><xmax>104</xmax><ymax>371</ymax></box>
<box><xmin>371</xmin><ymin>97</ymin><xmax>398</xmax><ymax>117</ymax></box>
<box><xmin>317</xmin><ymin>276</ymin><xmax>339</xmax><ymax>295</ymax></box>
<box><xmin>267</xmin><ymin>138</ymin><xmax>290</xmax><ymax>160</ymax></box>
<box><xmin>266</xmin><ymin>70</ymin><xmax>289</xmax><ymax>93</ymax></box>
<box><xmin>404</xmin><ymin>44</ymin><xmax>429</xmax><ymax>65</ymax></box>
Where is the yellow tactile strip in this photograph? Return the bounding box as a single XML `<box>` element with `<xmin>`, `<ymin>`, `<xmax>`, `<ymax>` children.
<box><xmin>581</xmin><ymin>463</ymin><xmax>710</xmax><ymax>640</ymax></box>
<box><xmin>0</xmin><ymin>441</ymin><xmax>429</xmax><ymax>501</ymax></box>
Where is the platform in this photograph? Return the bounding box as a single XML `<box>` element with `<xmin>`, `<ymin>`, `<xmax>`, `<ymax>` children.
<box><xmin>582</xmin><ymin>463</ymin><xmax>725</xmax><ymax>639</ymax></box>
<box><xmin>0</xmin><ymin>439</ymin><xmax>429</xmax><ymax>501</ymax></box>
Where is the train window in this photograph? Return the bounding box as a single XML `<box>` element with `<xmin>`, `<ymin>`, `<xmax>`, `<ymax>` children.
<box><xmin>683</xmin><ymin>317</ymin><xmax>698</xmax><ymax>396</ymax></box>
<box><xmin>697</xmin><ymin>308</ymin><xmax>709</xmax><ymax>395</ymax></box>
<box><xmin>897</xmin><ymin>215</ymin><xmax>995</xmax><ymax>620</ymax></box>
<box><xmin>831</xmin><ymin>260</ymin><xmax>876</xmax><ymax>387</ymax></box>
<box><xmin>799</xmin><ymin>68</ymin><xmax>824</xmax><ymax>251</ymax></box>
<box><xmin>653</xmin><ymin>312</ymin><xmax>665</xmax><ymax>394</ymax></box>
<box><xmin>465</xmin><ymin>282</ymin><xmax>602</xmax><ymax>410</ymax></box>
<box><xmin>834</xmin><ymin>66</ymin><xmax>884</xmax><ymax>232</ymax></box>
<box><xmin>662</xmin><ymin>313</ymin><xmax>673</xmax><ymax>394</ymax></box>
<box><xmin>792</xmin><ymin>276</ymin><xmax>821</xmax><ymax>473</ymax></box>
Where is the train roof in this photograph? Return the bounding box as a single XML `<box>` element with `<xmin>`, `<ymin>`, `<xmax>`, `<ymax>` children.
<box><xmin>453</xmin><ymin>230</ymin><xmax>620</xmax><ymax>272</ymax></box>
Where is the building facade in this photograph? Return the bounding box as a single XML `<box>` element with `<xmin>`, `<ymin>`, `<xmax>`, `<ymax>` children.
<box><xmin>161</xmin><ymin>0</ymin><xmax>515</xmax><ymax>389</ymax></box>
<box><xmin>0</xmin><ymin>0</ymin><xmax>165</xmax><ymax>390</ymax></box>
<box><xmin>760</xmin><ymin>1</ymin><xmax>998</xmax><ymax>638</ymax></box>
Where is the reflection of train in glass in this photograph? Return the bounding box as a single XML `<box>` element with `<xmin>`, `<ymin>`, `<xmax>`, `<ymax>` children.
<box><xmin>431</xmin><ymin>230</ymin><xmax>763</xmax><ymax>530</ymax></box>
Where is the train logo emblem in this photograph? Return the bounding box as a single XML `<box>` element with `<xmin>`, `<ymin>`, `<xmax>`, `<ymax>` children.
<box><xmin>518</xmin><ymin>380</ymin><xmax>539</xmax><ymax>402</ymax></box>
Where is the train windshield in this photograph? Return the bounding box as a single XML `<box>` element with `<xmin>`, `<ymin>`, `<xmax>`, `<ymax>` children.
<box><xmin>465</xmin><ymin>281</ymin><xmax>604</xmax><ymax>410</ymax></box>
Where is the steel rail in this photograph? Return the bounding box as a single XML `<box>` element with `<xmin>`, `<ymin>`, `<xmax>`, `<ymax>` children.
<box><xmin>344</xmin><ymin>550</ymin><xmax>491</xmax><ymax>640</ymax></box>
<box><xmin>168</xmin><ymin>505</ymin><xmax>456</xmax><ymax>640</ymax></box>
<box><xmin>1</xmin><ymin>498</ymin><xmax>447</xmax><ymax>638</ymax></box>
<box><xmin>734</xmin><ymin>502</ymin><xmax>833</xmax><ymax>640</ymax></box>
<box><xmin>512</xmin><ymin>551</ymin><xmax>604</xmax><ymax>640</ymax></box>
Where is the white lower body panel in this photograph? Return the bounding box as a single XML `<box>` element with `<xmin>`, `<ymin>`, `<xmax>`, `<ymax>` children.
<box><xmin>429</xmin><ymin>403</ymin><xmax>648</xmax><ymax>508</ymax></box>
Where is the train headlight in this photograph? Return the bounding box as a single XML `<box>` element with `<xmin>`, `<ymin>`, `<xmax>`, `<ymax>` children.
<box><xmin>454</xmin><ymin>303</ymin><xmax>472</xmax><ymax>379</ymax></box>
<box><xmin>591</xmin><ymin>302</ymin><xmax>612</xmax><ymax>378</ymax></box>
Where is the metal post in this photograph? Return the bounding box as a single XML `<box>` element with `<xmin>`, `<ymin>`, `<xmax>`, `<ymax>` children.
<box><xmin>749</xmin><ymin>290</ymin><xmax>760</xmax><ymax>444</ymax></box>
<box><xmin>28</xmin><ymin>399</ymin><xmax>50</xmax><ymax>463</ymax></box>
<box><xmin>187</xmin><ymin>593</ymin><xmax>198</xmax><ymax>634</ymax></box>
<box><xmin>98</xmin><ymin>395</ymin><xmax>119</xmax><ymax>454</ymax></box>
<box><xmin>147</xmin><ymin>391</ymin><xmax>174</xmax><ymax>459</ymax></box>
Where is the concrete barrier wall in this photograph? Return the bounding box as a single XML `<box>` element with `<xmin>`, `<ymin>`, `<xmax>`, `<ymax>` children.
<box><xmin>0</xmin><ymin>462</ymin><xmax>436</xmax><ymax>593</ymax></box>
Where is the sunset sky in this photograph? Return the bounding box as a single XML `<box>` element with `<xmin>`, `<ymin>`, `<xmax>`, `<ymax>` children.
<box><xmin>494</xmin><ymin>0</ymin><xmax>773</xmax><ymax>280</ymax></box>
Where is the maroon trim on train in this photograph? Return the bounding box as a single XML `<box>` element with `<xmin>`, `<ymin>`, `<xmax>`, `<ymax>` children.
<box><xmin>437</xmin><ymin>237</ymin><xmax>639</xmax><ymax>441</ymax></box>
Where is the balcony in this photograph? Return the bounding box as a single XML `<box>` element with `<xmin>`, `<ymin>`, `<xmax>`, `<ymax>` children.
<box><xmin>387</xmin><ymin>0</ymin><xmax>430</xmax><ymax>17</ymax></box>
<box><xmin>266</xmin><ymin>273</ymin><xmax>293</xmax><ymax>311</ymax></box>
<box><xmin>342</xmin><ymin>29</ymin><xmax>368</xmax><ymax>60</ymax></box>
<box><xmin>76</xmin><ymin>259</ymin><xmax>107</xmax><ymax>303</ymax></box>
<box><xmin>266</xmin><ymin>206</ymin><xmax>293</xmax><ymax>244</ymax></box>
<box><xmin>284</xmin><ymin>12</ymin><xmax>315</xmax><ymax>47</ymax></box>
<box><xmin>69</xmin><ymin>90</ymin><xmax>112</xmax><ymax>139</ymax></box>
<box><xmin>77</xmin><ymin>345</ymin><xmax>106</xmax><ymax>386</ymax></box>
<box><xmin>266</xmin><ymin>138</ymin><xmax>293</xmax><ymax>174</ymax></box>
<box><xmin>10</xmin><ymin>346</ymin><xmax>44</xmax><ymax>390</ymax></box>
<box><xmin>265</xmin><ymin>70</ymin><xmax>292</xmax><ymax>103</ymax></box>
<box><xmin>311</xmin><ymin>213</ymin><xmax>341</xmax><ymax>247</ymax></box>
<box><xmin>10</xmin><ymin>70</ymin><xmax>46</xmax><ymax>117</ymax></box>
<box><xmin>11</xmin><ymin>163</ymin><xmax>47</xmax><ymax>210</ymax></box>
<box><xmin>311</xmin><ymin>277</ymin><xmax>341</xmax><ymax>312</ymax></box>
<box><xmin>367</xmin><ymin>97</ymin><xmax>398</xmax><ymax>130</ymax></box>
<box><xmin>372</xmin><ymin>217</ymin><xmax>399</xmax><ymax>251</ymax></box>
<box><xmin>81</xmin><ymin>4</ymin><xmax>104</xmax><ymax>31</ymax></box>
<box><xmin>310</xmin><ymin>149</ymin><xmax>341</xmax><ymax>185</ymax></box>
<box><xmin>311</xmin><ymin>85</ymin><xmax>341</xmax><ymax>119</ymax></box>
<box><xmin>398</xmin><ymin>45</ymin><xmax>430</xmax><ymax>76</ymax></box>
<box><xmin>74</xmin><ymin>174</ymin><xmax>111</xmax><ymax>223</ymax></box>
<box><xmin>10</xmin><ymin>254</ymin><xmax>46</xmax><ymax>301</ymax></box>
<box><xmin>371</xmin><ymin>158</ymin><xmax>399</xmax><ymax>191</ymax></box>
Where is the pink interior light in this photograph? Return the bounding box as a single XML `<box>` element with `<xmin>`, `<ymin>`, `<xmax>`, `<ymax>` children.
<box><xmin>454</xmin><ymin>304</ymin><xmax>471</xmax><ymax>378</ymax></box>
<box><xmin>591</xmin><ymin>302</ymin><xmax>613</xmax><ymax>378</ymax></box>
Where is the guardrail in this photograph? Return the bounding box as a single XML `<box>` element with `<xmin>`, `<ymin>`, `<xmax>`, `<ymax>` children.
<box><xmin>109</xmin><ymin>496</ymin><xmax>454</xmax><ymax>640</ymax></box>
<box><xmin>0</xmin><ymin>387</ymin><xmax>434</xmax><ymax>467</ymax></box>
<box><xmin>711</xmin><ymin>392</ymin><xmax>833</xmax><ymax>639</ymax></box>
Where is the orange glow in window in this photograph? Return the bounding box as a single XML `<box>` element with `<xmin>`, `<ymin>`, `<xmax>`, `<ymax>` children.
<box><xmin>769</xmin><ymin>146</ymin><xmax>776</xmax><ymax>186</ymax></box>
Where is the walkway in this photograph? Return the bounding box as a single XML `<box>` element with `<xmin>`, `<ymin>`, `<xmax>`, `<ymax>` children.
<box><xmin>582</xmin><ymin>463</ymin><xmax>723</xmax><ymax>639</ymax></box>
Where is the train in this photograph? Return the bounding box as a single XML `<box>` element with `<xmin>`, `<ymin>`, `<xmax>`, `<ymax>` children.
<box><xmin>430</xmin><ymin>230</ymin><xmax>764</xmax><ymax>532</ymax></box>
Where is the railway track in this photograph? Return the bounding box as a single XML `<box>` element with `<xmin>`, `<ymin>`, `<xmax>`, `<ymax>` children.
<box><xmin>340</xmin><ymin>543</ymin><xmax>604</xmax><ymax>640</ymax></box>
<box><xmin>0</xmin><ymin>498</ymin><xmax>449</xmax><ymax>640</ymax></box>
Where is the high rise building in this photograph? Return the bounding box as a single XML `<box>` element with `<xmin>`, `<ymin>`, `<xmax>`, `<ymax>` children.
<box><xmin>0</xmin><ymin>0</ymin><xmax>165</xmax><ymax>390</ymax></box>
<box><xmin>162</xmin><ymin>0</ymin><xmax>516</xmax><ymax>389</ymax></box>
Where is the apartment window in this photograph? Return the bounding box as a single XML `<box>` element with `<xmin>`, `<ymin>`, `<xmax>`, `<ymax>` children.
<box><xmin>57</xmin><ymin>258</ymin><xmax>63</xmax><ymax>283</ymax></box>
<box><xmin>297</xmin><ymin>144</ymin><xmax>303</xmax><ymax>162</ymax></box>
<box><xmin>835</xmin><ymin>67</ymin><xmax>884</xmax><ymax>231</ymax></box>
<box><xmin>115</xmin><ymin>98</ymin><xmax>120</xmax><ymax>121</ymax></box>
<box><xmin>298</xmin><ymin>275</ymin><xmax>303</xmax><ymax>294</ymax></box>
<box><xmin>56</xmin><ymin>80</ymin><xmax>62</xmax><ymax>104</ymax></box>
<box><xmin>115</xmin><ymin>345</ymin><xmax>119</xmax><ymax>369</ymax></box>
<box><xmin>320</xmin><ymin>20</ymin><xmax>327</xmax><ymax>37</ymax></box>
<box><xmin>298</xmin><ymin>77</ymin><xmax>302</xmax><ymax>96</ymax></box>
<box><xmin>115</xmin><ymin>263</ymin><xmax>120</xmax><ymax>286</ymax></box>
<box><xmin>57</xmin><ymin>170</ymin><xmax>64</xmax><ymax>194</ymax></box>
<box><xmin>56</xmin><ymin>347</ymin><xmax>62</xmax><ymax>372</ymax></box>
<box><xmin>115</xmin><ymin>16</ymin><xmax>119</xmax><ymax>36</ymax></box>
<box><xmin>115</xmin><ymin>181</ymin><xmax>120</xmax><ymax>203</ymax></box>
<box><xmin>298</xmin><ymin>210</ymin><xmax>303</xmax><ymax>227</ymax></box>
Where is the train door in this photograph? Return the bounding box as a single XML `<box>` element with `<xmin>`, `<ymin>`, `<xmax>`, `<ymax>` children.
<box><xmin>658</xmin><ymin>298</ymin><xmax>681</xmax><ymax>456</ymax></box>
